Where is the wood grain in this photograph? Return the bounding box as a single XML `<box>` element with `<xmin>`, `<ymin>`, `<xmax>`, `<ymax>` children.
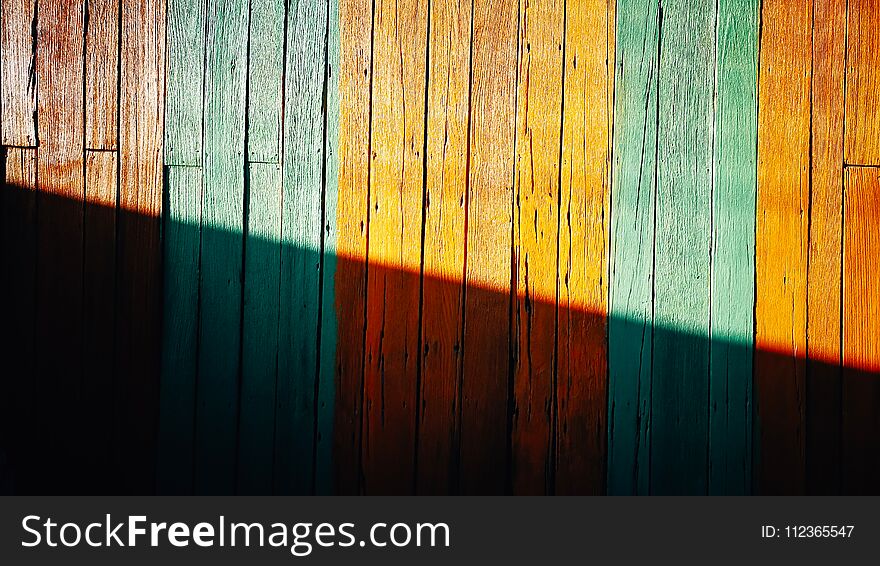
<box><xmin>35</xmin><ymin>0</ymin><xmax>85</xmax><ymax>492</ymax></box>
<box><xmin>844</xmin><ymin>0</ymin><xmax>880</xmax><ymax>165</ymax></box>
<box><xmin>238</xmin><ymin>162</ymin><xmax>281</xmax><ymax>494</ymax></box>
<box><xmin>195</xmin><ymin>0</ymin><xmax>247</xmax><ymax>494</ymax></box>
<box><xmin>708</xmin><ymin>0</ymin><xmax>759</xmax><ymax>495</ymax></box>
<box><xmin>164</xmin><ymin>0</ymin><xmax>205</xmax><ymax>166</ymax></box>
<box><xmin>806</xmin><ymin>0</ymin><xmax>846</xmax><ymax>494</ymax></box>
<box><xmin>841</xmin><ymin>167</ymin><xmax>880</xmax><ymax>494</ymax></box>
<box><xmin>755</xmin><ymin>0</ymin><xmax>812</xmax><ymax>495</ymax></box>
<box><xmin>416</xmin><ymin>0</ymin><xmax>471</xmax><ymax>495</ymax></box>
<box><xmin>459</xmin><ymin>0</ymin><xmax>518</xmax><ymax>494</ymax></box>
<box><xmin>555</xmin><ymin>0</ymin><xmax>613</xmax><ymax>495</ymax></box>
<box><xmin>1</xmin><ymin>0</ymin><xmax>37</xmax><ymax>146</ymax></box>
<box><xmin>275</xmin><ymin>0</ymin><xmax>328</xmax><ymax>494</ymax></box>
<box><xmin>333</xmin><ymin>0</ymin><xmax>373</xmax><ymax>495</ymax></box>
<box><xmin>157</xmin><ymin>165</ymin><xmax>202</xmax><ymax>494</ymax></box>
<box><xmin>607</xmin><ymin>0</ymin><xmax>659</xmax><ymax>496</ymax></box>
<box><xmin>508</xmin><ymin>0</ymin><xmax>563</xmax><ymax>495</ymax></box>
<box><xmin>84</xmin><ymin>0</ymin><xmax>119</xmax><ymax>149</ymax></box>
<box><xmin>246</xmin><ymin>0</ymin><xmax>284</xmax><ymax>163</ymax></box>
<box><xmin>360</xmin><ymin>0</ymin><xmax>427</xmax><ymax>495</ymax></box>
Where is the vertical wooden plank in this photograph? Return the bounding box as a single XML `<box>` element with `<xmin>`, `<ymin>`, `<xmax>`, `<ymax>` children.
<box><xmin>556</xmin><ymin>0</ymin><xmax>613</xmax><ymax>495</ymax></box>
<box><xmin>459</xmin><ymin>0</ymin><xmax>518</xmax><ymax>494</ymax></box>
<box><xmin>35</xmin><ymin>0</ymin><xmax>85</xmax><ymax>492</ymax></box>
<box><xmin>82</xmin><ymin>150</ymin><xmax>118</xmax><ymax>492</ymax></box>
<box><xmin>195</xmin><ymin>0</ymin><xmax>247</xmax><ymax>494</ymax></box>
<box><xmin>360</xmin><ymin>0</ymin><xmax>427</xmax><ymax>495</ymax></box>
<box><xmin>84</xmin><ymin>0</ymin><xmax>118</xmax><ymax>149</ymax></box>
<box><xmin>708</xmin><ymin>0</ymin><xmax>758</xmax><ymax>495</ymax></box>
<box><xmin>238</xmin><ymin>162</ymin><xmax>281</xmax><ymax>494</ymax></box>
<box><xmin>158</xmin><ymin>0</ymin><xmax>203</xmax><ymax>495</ymax></box>
<box><xmin>755</xmin><ymin>0</ymin><xmax>811</xmax><ymax>495</ymax></box>
<box><xmin>841</xmin><ymin>167</ymin><xmax>880</xmax><ymax>494</ymax></box>
<box><xmin>164</xmin><ymin>0</ymin><xmax>205</xmax><ymax>166</ymax></box>
<box><xmin>416</xmin><ymin>0</ymin><xmax>471</xmax><ymax>495</ymax></box>
<box><xmin>246</xmin><ymin>0</ymin><xmax>284</xmax><ymax>163</ymax></box>
<box><xmin>275</xmin><ymin>0</ymin><xmax>327</xmax><ymax>494</ymax></box>
<box><xmin>844</xmin><ymin>0</ymin><xmax>880</xmax><ymax>165</ymax></box>
<box><xmin>1</xmin><ymin>0</ymin><xmax>37</xmax><ymax>146</ymax></box>
<box><xmin>0</xmin><ymin>147</ymin><xmax>37</xmax><ymax>491</ymax></box>
<box><xmin>316</xmin><ymin>0</ymin><xmax>340</xmax><ymax>494</ymax></box>
<box><xmin>651</xmin><ymin>0</ymin><xmax>715</xmax><ymax>495</ymax></box>
<box><xmin>510</xmin><ymin>0</ymin><xmax>563</xmax><ymax>495</ymax></box>
<box><xmin>607</xmin><ymin>0</ymin><xmax>659</xmax><ymax>496</ymax></box>
<box><xmin>115</xmin><ymin>0</ymin><xmax>165</xmax><ymax>492</ymax></box>
<box><xmin>806</xmin><ymin>0</ymin><xmax>846</xmax><ymax>494</ymax></box>
<box><xmin>333</xmin><ymin>0</ymin><xmax>372</xmax><ymax>495</ymax></box>
<box><xmin>157</xmin><ymin>166</ymin><xmax>202</xmax><ymax>494</ymax></box>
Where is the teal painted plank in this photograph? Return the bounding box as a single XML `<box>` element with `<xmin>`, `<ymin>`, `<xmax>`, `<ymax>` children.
<box><xmin>607</xmin><ymin>0</ymin><xmax>660</xmax><ymax>496</ymax></box>
<box><xmin>247</xmin><ymin>0</ymin><xmax>285</xmax><ymax>162</ymax></box>
<box><xmin>709</xmin><ymin>0</ymin><xmax>758</xmax><ymax>495</ymax></box>
<box><xmin>157</xmin><ymin>166</ymin><xmax>202</xmax><ymax>494</ymax></box>
<box><xmin>165</xmin><ymin>0</ymin><xmax>206</xmax><ymax>166</ymax></box>
<box><xmin>651</xmin><ymin>0</ymin><xmax>715</xmax><ymax>495</ymax></box>
<box><xmin>237</xmin><ymin>162</ymin><xmax>282</xmax><ymax>494</ymax></box>
<box><xmin>315</xmin><ymin>0</ymin><xmax>340</xmax><ymax>496</ymax></box>
<box><xmin>274</xmin><ymin>0</ymin><xmax>328</xmax><ymax>494</ymax></box>
<box><xmin>195</xmin><ymin>0</ymin><xmax>249</xmax><ymax>494</ymax></box>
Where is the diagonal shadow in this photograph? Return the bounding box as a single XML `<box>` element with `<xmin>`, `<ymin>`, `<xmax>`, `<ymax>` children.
<box><xmin>1</xmin><ymin>181</ymin><xmax>878</xmax><ymax>495</ymax></box>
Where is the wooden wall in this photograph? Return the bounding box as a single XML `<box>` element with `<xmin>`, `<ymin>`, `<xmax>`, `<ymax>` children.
<box><xmin>1</xmin><ymin>0</ymin><xmax>878</xmax><ymax>495</ymax></box>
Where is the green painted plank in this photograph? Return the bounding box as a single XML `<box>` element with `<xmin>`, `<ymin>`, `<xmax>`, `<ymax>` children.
<box><xmin>165</xmin><ymin>0</ymin><xmax>206</xmax><ymax>166</ymax></box>
<box><xmin>607</xmin><ymin>0</ymin><xmax>660</xmax><ymax>496</ymax></box>
<box><xmin>651</xmin><ymin>0</ymin><xmax>715</xmax><ymax>495</ymax></box>
<box><xmin>315</xmin><ymin>0</ymin><xmax>340</xmax><ymax>496</ymax></box>
<box><xmin>237</xmin><ymin>162</ymin><xmax>282</xmax><ymax>494</ymax></box>
<box><xmin>195</xmin><ymin>0</ymin><xmax>249</xmax><ymax>494</ymax></box>
<box><xmin>157</xmin><ymin>165</ymin><xmax>202</xmax><ymax>494</ymax></box>
<box><xmin>247</xmin><ymin>0</ymin><xmax>285</xmax><ymax>162</ymax></box>
<box><xmin>709</xmin><ymin>0</ymin><xmax>758</xmax><ymax>495</ymax></box>
<box><xmin>274</xmin><ymin>0</ymin><xmax>328</xmax><ymax>494</ymax></box>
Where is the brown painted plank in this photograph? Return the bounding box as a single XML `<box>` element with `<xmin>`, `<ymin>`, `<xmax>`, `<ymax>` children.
<box><xmin>361</xmin><ymin>0</ymin><xmax>428</xmax><ymax>495</ymax></box>
<box><xmin>84</xmin><ymin>0</ymin><xmax>119</xmax><ymax>149</ymax></box>
<box><xmin>114</xmin><ymin>0</ymin><xmax>165</xmax><ymax>492</ymax></box>
<box><xmin>755</xmin><ymin>0</ymin><xmax>811</xmax><ymax>495</ymax></box>
<box><xmin>841</xmin><ymin>167</ymin><xmax>880</xmax><ymax>494</ymax></box>
<box><xmin>844</xmin><ymin>0</ymin><xmax>880</xmax><ymax>165</ymax></box>
<box><xmin>510</xmin><ymin>0</ymin><xmax>563</xmax><ymax>495</ymax></box>
<box><xmin>334</xmin><ymin>0</ymin><xmax>373</xmax><ymax>495</ymax></box>
<box><xmin>35</xmin><ymin>0</ymin><xmax>86</xmax><ymax>492</ymax></box>
<box><xmin>555</xmin><ymin>0</ymin><xmax>613</xmax><ymax>495</ymax></box>
<box><xmin>1</xmin><ymin>0</ymin><xmax>38</xmax><ymax>146</ymax></box>
<box><xmin>82</xmin><ymin>150</ymin><xmax>118</xmax><ymax>492</ymax></box>
<box><xmin>0</xmin><ymin>147</ymin><xmax>37</xmax><ymax>491</ymax></box>
<box><xmin>416</xmin><ymin>0</ymin><xmax>471</xmax><ymax>495</ymax></box>
<box><xmin>459</xmin><ymin>0</ymin><xmax>518</xmax><ymax>494</ymax></box>
<box><xmin>806</xmin><ymin>0</ymin><xmax>845</xmax><ymax>494</ymax></box>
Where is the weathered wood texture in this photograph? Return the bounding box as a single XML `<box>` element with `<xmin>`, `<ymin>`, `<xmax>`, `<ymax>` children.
<box><xmin>1</xmin><ymin>0</ymin><xmax>38</xmax><ymax>146</ymax></box>
<box><xmin>845</xmin><ymin>0</ymin><xmax>880</xmax><ymax>165</ymax></box>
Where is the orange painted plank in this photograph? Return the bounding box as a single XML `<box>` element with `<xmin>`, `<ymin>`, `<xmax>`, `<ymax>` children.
<box><xmin>113</xmin><ymin>0</ymin><xmax>165</xmax><ymax>492</ymax></box>
<box><xmin>361</xmin><ymin>0</ymin><xmax>428</xmax><ymax>495</ymax></box>
<box><xmin>333</xmin><ymin>0</ymin><xmax>373</xmax><ymax>494</ymax></box>
<box><xmin>416</xmin><ymin>0</ymin><xmax>471</xmax><ymax>495</ymax></box>
<box><xmin>806</xmin><ymin>0</ymin><xmax>846</xmax><ymax>494</ymax></box>
<box><xmin>555</xmin><ymin>0</ymin><xmax>613</xmax><ymax>495</ymax></box>
<box><xmin>510</xmin><ymin>0</ymin><xmax>563</xmax><ymax>495</ymax></box>
<box><xmin>755</xmin><ymin>0</ymin><xmax>811</xmax><ymax>494</ymax></box>
<box><xmin>82</xmin><ymin>150</ymin><xmax>118</xmax><ymax>492</ymax></box>
<box><xmin>844</xmin><ymin>0</ymin><xmax>880</xmax><ymax>165</ymax></box>
<box><xmin>1</xmin><ymin>0</ymin><xmax>37</xmax><ymax>146</ymax></box>
<box><xmin>35</xmin><ymin>0</ymin><xmax>86</xmax><ymax>492</ymax></box>
<box><xmin>841</xmin><ymin>167</ymin><xmax>880</xmax><ymax>494</ymax></box>
<box><xmin>459</xmin><ymin>0</ymin><xmax>518</xmax><ymax>494</ymax></box>
<box><xmin>0</xmin><ymin>148</ymin><xmax>37</xmax><ymax>491</ymax></box>
<box><xmin>85</xmin><ymin>0</ymin><xmax>119</xmax><ymax>149</ymax></box>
